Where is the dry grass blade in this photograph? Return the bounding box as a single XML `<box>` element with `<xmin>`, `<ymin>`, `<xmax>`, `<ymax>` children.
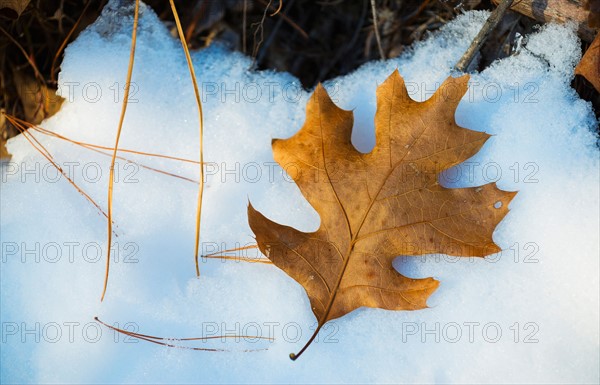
<box><xmin>168</xmin><ymin>0</ymin><xmax>205</xmax><ymax>278</ymax></box>
<box><xmin>202</xmin><ymin>255</ymin><xmax>273</xmax><ymax>264</ymax></box>
<box><xmin>200</xmin><ymin>244</ymin><xmax>272</xmax><ymax>264</ymax></box>
<box><xmin>103</xmin><ymin>0</ymin><xmax>140</xmax><ymax>302</ymax></box>
<box><xmin>8</xmin><ymin>115</ymin><xmax>201</xmax><ymax>165</ymax></box>
<box><xmin>94</xmin><ymin>317</ymin><xmax>272</xmax><ymax>352</ymax></box>
<box><xmin>11</xmin><ymin>118</ymin><xmax>200</xmax><ymax>184</ymax></box>
<box><xmin>4</xmin><ymin>114</ymin><xmax>114</xmax><ymax>226</ymax></box>
<box><xmin>204</xmin><ymin>244</ymin><xmax>259</xmax><ymax>257</ymax></box>
<box><xmin>257</xmin><ymin>0</ymin><xmax>308</xmax><ymax>40</ymax></box>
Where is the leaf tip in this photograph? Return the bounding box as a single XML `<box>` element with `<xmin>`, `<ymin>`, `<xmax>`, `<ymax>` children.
<box><xmin>425</xmin><ymin>279</ymin><xmax>441</xmax><ymax>309</ymax></box>
<box><xmin>314</xmin><ymin>82</ymin><xmax>327</xmax><ymax>96</ymax></box>
<box><xmin>505</xmin><ymin>189</ymin><xmax>519</xmax><ymax>205</ymax></box>
<box><xmin>437</xmin><ymin>74</ymin><xmax>470</xmax><ymax>104</ymax></box>
<box><xmin>429</xmin><ymin>276</ymin><xmax>441</xmax><ymax>292</ymax></box>
<box><xmin>492</xmin><ymin>182</ymin><xmax>519</xmax><ymax>201</ymax></box>
<box><xmin>386</xmin><ymin>68</ymin><xmax>404</xmax><ymax>84</ymax></box>
<box><xmin>455</xmin><ymin>73</ymin><xmax>470</xmax><ymax>83</ymax></box>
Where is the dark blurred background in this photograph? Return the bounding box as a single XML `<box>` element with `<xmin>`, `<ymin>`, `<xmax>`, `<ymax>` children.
<box><xmin>0</xmin><ymin>0</ymin><xmax>597</xmax><ymax>153</ymax></box>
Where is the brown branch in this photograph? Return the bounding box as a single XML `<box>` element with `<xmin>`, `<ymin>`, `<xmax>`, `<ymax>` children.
<box><xmin>498</xmin><ymin>0</ymin><xmax>597</xmax><ymax>42</ymax></box>
<box><xmin>454</xmin><ymin>0</ymin><xmax>514</xmax><ymax>73</ymax></box>
<box><xmin>370</xmin><ymin>0</ymin><xmax>386</xmax><ymax>60</ymax></box>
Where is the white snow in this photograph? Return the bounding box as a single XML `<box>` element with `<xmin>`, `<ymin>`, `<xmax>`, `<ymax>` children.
<box><xmin>1</xmin><ymin>3</ymin><xmax>598</xmax><ymax>384</ymax></box>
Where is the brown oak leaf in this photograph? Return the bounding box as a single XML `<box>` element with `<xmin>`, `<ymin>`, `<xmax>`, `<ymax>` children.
<box><xmin>575</xmin><ymin>33</ymin><xmax>600</xmax><ymax>93</ymax></box>
<box><xmin>248</xmin><ymin>70</ymin><xmax>516</xmax><ymax>359</ymax></box>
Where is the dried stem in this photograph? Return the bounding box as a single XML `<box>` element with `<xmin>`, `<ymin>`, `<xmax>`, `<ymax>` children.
<box><xmin>9</xmin><ymin>115</ymin><xmax>200</xmax><ymax>165</ymax></box>
<box><xmin>94</xmin><ymin>317</ymin><xmax>272</xmax><ymax>352</ymax></box>
<box><xmin>8</xmin><ymin>114</ymin><xmax>200</xmax><ymax>183</ymax></box>
<box><xmin>370</xmin><ymin>0</ymin><xmax>385</xmax><ymax>60</ymax></box>
<box><xmin>270</xmin><ymin>0</ymin><xmax>283</xmax><ymax>16</ymax></box>
<box><xmin>200</xmin><ymin>244</ymin><xmax>272</xmax><ymax>265</ymax></box>
<box><xmin>454</xmin><ymin>0</ymin><xmax>514</xmax><ymax>72</ymax></box>
<box><xmin>5</xmin><ymin>114</ymin><xmax>113</xmax><ymax>224</ymax></box>
<box><xmin>103</xmin><ymin>0</ymin><xmax>140</xmax><ymax>302</ymax></box>
<box><xmin>168</xmin><ymin>0</ymin><xmax>205</xmax><ymax>278</ymax></box>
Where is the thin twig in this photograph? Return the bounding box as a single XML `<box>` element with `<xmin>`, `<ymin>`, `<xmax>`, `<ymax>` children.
<box><xmin>454</xmin><ymin>0</ymin><xmax>514</xmax><ymax>72</ymax></box>
<box><xmin>252</xmin><ymin>0</ymin><xmax>273</xmax><ymax>60</ymax></box>
<box><xmin>103</xmin><ymin>0</ymin><xmax>140</xmax><ymax>302</ymax></box>
<box><xmin>168</xmin><ymin>0</ymin><xmax>205</xmax><ymax>278</ymax></box>
<box><xmin>270</xmin><ymin>0</ymin><xmax>283</xmax><ymax>16</ymax></box>
<box><xmin>242</xmin><ymin>0</ymin><xmax>247</xmax><ymax>54</ymax></box>
<box><xmin>9</xmin><ymin>115</ymin><xmax>200</xmax><ymax>164</ymax></box>
<box><xmin>256</xmin><ymin>0</ymin><xmax>308</xmax><ymax>40</ymax></box>
<box><xmin>370</xmin><ymin>0</ymin><xmax>385</xmax><ymax>60</ymax></box>
<box><xmin>256</xmin><ymin>0</ymin><xmax>296</xmax><ymax>64</ymax></box>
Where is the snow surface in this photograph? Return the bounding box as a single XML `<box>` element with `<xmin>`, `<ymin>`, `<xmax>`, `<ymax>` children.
<box><xmin>1</xmin><ymin>3</ymin><xmax>599</xmax><ymax>384</ymax></box>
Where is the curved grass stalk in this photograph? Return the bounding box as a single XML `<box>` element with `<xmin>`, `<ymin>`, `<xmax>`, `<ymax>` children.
<box><xmin>168</xmin><ymin>0</ymin><xmax>205</xmax><ymax>278</ymax></box>
<box><xmin>270</xmin><ymin>0</ymin><xmax>283</xmax><ymax>16</ymax></box>
<box><xmin>23</xmin><ymin>122</ymin><xmax>200</xmax><ymax>184</ymax></box>
<box><xmin>8</xmin><ymin>115</ymin><xmax>201</xmax><ymax>165</ymax></box>
<box><xmin>200</xmin><ymin>244</ymin><xmax>272</xmax><ymax>265</ymax></box>
<box><xmin>94</xmin><ymin>317</ymin><xmax>272</xmax><ymax>352</ymax></box>
<box><xmin>103</xmin><ymin>0</ymin><xmax>140</xmax><ymax>302</ymax></box>
<box><xmin>4</xmin><ymin>114</ymin><xmax>114</xmax><ymax>225</ymax></box>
